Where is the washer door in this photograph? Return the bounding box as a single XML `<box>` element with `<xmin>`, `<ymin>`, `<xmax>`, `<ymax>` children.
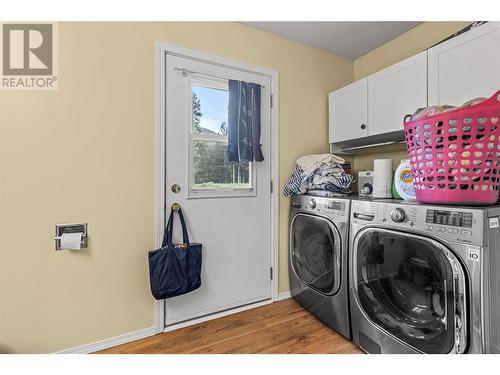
<box><xmin>290</xmin><ymin>213</ymin><xmax>341</xmax><ymax>296</ymax></box>
<box><xmin>353</xmin><ymin>228</ymin><xmax>467</xmax><ymax>354</ymax></box>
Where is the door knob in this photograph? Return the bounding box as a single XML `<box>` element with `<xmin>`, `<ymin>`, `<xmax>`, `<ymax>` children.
<box><xmin>171</xmin><ymin>184</ymin><xmax>181</xmax><ymax>193</ymax></box>
<box><xmin>361</xmin><ymin>124</ymin><xmax>366</xmax><ymax>130</ymax></box>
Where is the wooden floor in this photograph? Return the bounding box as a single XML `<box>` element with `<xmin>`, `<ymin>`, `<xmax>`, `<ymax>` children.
<box><xmin>97</xmin><ymin>299</ymin><xmax>363</xmax><ymax>354</ymax></box>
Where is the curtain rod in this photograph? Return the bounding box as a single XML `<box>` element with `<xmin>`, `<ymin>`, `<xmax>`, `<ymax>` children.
<box><xmin>174</xmin><ymin>67</ymin><xmax>266</xmax><ymax>88</ymax></box>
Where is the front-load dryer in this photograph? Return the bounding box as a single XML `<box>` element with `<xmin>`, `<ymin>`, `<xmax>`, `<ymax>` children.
<box><xmin>289</xmin><ymin>194</ymin><xmax>351</xmax><ymax>339</ymax></box>
<box><xmin>349</xmin><ymin>197</ymin><xmax>500</xmax><ymax>354</ymax></box>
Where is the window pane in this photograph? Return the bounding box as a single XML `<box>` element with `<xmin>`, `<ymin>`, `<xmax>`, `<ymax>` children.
<box><xmin>192</xmin><ymin>140</ymin><xmax>250</xmax><ymax>189</ymax></box>
<box><xmin>192</xmin><ymin>85</ymin><xmax>228</xmax><ymax>135</ymax></box>
<box><xmin>191</xmin><ymin>82</ymin><xmax>252</xmax><ymax>192</ymax></box>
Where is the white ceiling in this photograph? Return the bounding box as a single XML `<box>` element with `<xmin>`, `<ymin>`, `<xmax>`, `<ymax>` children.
<box><xmin>244</xmin><ymin>22</ymin><xmax>423</xmax><ymax>59</ymax></box>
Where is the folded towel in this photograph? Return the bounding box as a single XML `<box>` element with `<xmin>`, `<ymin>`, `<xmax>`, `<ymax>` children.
<box><xmin>306</xmin><ymin>190</ymin><xmax>347</xmax><ymax>198</ymax></box>
<box><xmin>310</xmin><ymin>175</ymin><xmax>353</xmax><ymax>194</ymax></box>
<box><xmin>296</xmin><ymin>154</ymin><xmax>345</xmax><ymax>172</ymax></box>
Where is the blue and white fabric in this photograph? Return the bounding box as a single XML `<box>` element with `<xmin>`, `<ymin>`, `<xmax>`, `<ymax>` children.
<box><xmin>227</xmin><ymin>80</ymin><xmax>264</xmax><ymax>162</ymax></box>
<box><xmin>283</xmin><ymin>154</ymin><xmax>353</xmax><ymax>196</ymax></box>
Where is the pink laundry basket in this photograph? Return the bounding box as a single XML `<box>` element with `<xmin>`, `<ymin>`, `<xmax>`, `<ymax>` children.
<box><xmin>403</xmin><ymin>90</ymin><xmax>500</xmax><ymax>205</ymax></box>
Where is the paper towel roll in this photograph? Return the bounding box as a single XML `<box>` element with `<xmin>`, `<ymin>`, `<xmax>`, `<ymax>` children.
<box><xmin>60</xmin><ymin>232</ymin><xmax>83</xmax><ymax>250</ymax></box>
<box><xmin>373</xmin><ymin>159</ymin><xmax>393</xmax><ymax>198</ymax></box>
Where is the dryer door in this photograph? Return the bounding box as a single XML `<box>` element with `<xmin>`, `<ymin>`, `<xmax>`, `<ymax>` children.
<box><xmin>290</xmin><ymin>213</ymin><xmax>342</xmax><ymax>296</ymax></box>
<box><xmin>352</xmin><ymin>228</ymin><xmax>467</xmax><ymax>354</ymax></box>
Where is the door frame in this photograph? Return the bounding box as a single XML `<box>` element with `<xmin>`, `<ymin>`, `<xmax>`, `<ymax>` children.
<box><xmin>154</xmin><ymin>42</ymin><xmax>279</xmax><ymax>334</ymax></box>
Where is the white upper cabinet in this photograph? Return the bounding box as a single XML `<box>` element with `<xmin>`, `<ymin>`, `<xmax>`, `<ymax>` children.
<box><xmin>328</xmin><ymin>78</ymin><xmax>368</xmax><ymax>143</ymax></box>
<box><xmin>329</xmin><ymin>22</ymin><xmax>500</xmax><ymax>148</ymax></box>
<box><xmin>368</xmin><ymin>51</ymin><xmax>427</xmax><ymax>135</ymax></box>
<box><xmin>428</xmin><ymin>22</ymin><xmax>500</xmax><ymax>106</ymax></box>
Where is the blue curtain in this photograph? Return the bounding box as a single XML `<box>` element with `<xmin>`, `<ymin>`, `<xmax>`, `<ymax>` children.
<box><xmin>227</xmin><ymin>80</ymin><xmax>264</xmax><ymax>162</ymax></box>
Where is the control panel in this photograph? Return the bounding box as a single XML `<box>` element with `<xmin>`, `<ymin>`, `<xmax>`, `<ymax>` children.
<box><xmin>351</xmin><ymin>200</ymin><xmax>484</xmax><ymax>246</ymax></box>
<box><xmin>290</xmin><ymin>196</ymin><xmax>350</xmax><ymax>222</ymax></box>
<box><xmin>425</xmin><ymin>210</ymin><xmax>473</xmax><ymax>228</ymax></box>
<box><xmin>326</xmin><ymin>200</ymin><xmax>346</xmax><ymax>211</ymax></box>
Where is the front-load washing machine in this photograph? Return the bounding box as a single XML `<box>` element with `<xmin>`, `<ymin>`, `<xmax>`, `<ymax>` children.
<box><xmin>349</xmin><ymin>198</ymin><xmax>500</xmax><ymax>354</ymax></box>
<box><xmin>289</xmin><ymin>194</ymin><xmax>351</xmax><ymax>339</ymax></box>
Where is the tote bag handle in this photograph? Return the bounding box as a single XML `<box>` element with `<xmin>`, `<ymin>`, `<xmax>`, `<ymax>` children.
<box><xmin>162</xmin><ymin>207</ymin><xmax>190</xmax><ymax>247</ymax></box>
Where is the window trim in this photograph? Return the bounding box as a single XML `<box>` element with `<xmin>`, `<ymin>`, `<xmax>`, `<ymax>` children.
<box><xmin>188</xmin><ymin>77</ymin><xmax>256</xmax><ymax>199</ymax></box>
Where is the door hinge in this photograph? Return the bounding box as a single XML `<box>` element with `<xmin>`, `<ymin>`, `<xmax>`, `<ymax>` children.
<box><xmin>270</xmin><ymin>94</ymin><xmax>274</xmax><ymax>108</ymax></box>
<box><xmin>270</xmin><ymin>267</ymin><xmax>273</xmax><ymax>280</ymax></box>
<box><xmin>270</xmin><ymin>180</ymin><xmax>273</xmax><ymax>194</ymax></box>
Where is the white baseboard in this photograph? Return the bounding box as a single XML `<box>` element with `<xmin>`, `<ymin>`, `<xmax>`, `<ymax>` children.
<box><xmin>55</xmin><ymin>326</ymin><xmax>156</xmax><ymax>354</ymax></box>
<box><xmin>278</xmin><ymin>291</ymin><xmax>291</xmax><ymax>301</ymax></box>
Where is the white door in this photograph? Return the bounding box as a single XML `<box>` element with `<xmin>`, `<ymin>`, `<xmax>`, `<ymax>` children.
<box><xmin>428</xmin><ymin>22</ymin><xmax>500</xmax><ymax>106</ymax></box>
<box><xmin>328</xmin><ymin>78</ymin><xmax>368</xmax><ymax>143</ymax></box>
<box><xmin>163</xmin><ymin>54</ymin><xmax>272</xmax><ymax>326</ymax></box>
<box><xmin>368</xmin><ymin>51</ymin><xmax>427</xmax><ymax>135</ymax></box>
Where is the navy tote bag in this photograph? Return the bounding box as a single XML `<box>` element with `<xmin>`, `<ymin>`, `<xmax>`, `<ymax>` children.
<box><xmin>148</xmin><ymin>207</ymin><xmax>202</xmax><ymax>300</ymax></box>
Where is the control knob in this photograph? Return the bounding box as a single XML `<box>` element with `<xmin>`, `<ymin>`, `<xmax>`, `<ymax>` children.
<box><xmin>390</xmin><ymin>208</ymin><xmax>406</xmax><ymax>223</ymax></box>
<box><xmin>360</xmin><ymin>183</ymin><xmax>373</xmax><ymax>195</ymax></box>
<box><xmin>308</xmin><ymin>199</ymin><xmax>316</xmax><ymax>209</ymax></box>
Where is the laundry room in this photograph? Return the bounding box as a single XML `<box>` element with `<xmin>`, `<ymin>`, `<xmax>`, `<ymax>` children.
<box><xmin>1</xmin><ymin>1</ymin><xmax>499</xmax><ymax>373</ymax></box>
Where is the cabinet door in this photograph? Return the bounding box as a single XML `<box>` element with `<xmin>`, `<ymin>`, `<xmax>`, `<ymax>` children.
<box><xmin>368</xmin><ymin>51</ymin><xmax>427</xmax><ymax>135</ymax></box>
<box><xmin>328</xmin><ymin>78</ymin><xmax>368</xmax><ymax>143</ymax></box>
<box><xmin>428</xmin><ymin>22</ymin><xmax>500</xmax><ymax>106</ymax></box>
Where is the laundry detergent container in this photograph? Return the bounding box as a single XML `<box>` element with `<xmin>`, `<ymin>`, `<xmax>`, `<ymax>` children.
<box><xmin>403</xmin><ymin>90</ymin><xmax>500</xmax><ymax>205</ymax></box>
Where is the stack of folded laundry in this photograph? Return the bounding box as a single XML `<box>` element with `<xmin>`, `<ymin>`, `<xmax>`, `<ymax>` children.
<box><xmin>283</xmin><ymin>154</ymin><xmax>353</xmax><ymax>197</ymax></box>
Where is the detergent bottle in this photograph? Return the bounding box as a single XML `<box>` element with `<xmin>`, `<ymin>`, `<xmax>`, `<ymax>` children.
<box><xmin>393</xmin><ymin>159</ymin><xmax>416</xmax><ymax>200</ymax></box>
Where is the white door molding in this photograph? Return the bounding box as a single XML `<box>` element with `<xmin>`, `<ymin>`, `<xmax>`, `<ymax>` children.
<box><xmin>155</xmin><ymin>42</ymin><xmax>279</xmax><ymax>334</ymax></box>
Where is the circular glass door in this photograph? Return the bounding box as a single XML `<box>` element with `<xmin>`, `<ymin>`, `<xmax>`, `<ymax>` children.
<box><xmin>353</xmin><ymin>228</ymin><xmax>466</xmax><ymax>354</ymax></box>
<box><xmin>290</xmin><ymin>213</ymin><xmax>341</xmax><ymax>295</ymax></box>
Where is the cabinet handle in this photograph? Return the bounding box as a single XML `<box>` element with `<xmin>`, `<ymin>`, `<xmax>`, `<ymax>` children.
<box><xmin>360</xmin><ymin>124</ymin><xmax>366</xmax><ymax>130</ymax></box>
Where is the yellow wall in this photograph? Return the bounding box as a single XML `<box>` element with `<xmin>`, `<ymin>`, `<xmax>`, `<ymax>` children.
<box><xmin>351</xmin><ymin>22</ymin><xmax>471</xmax><ymax>176</ymax></box>
<box><xmin>0</xmin><ymin>22</ymin><xmax>353</xmax><ymax>353</ymax></box>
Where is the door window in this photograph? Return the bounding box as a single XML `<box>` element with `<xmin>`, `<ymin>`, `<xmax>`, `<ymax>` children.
<box><xmin>290</xmin><ymin>214</ymin><xmax>341</xmax><ymax>295</ymax></box>
<box><xmin>189</xmin><ymin>77</ymin><xmax>255</xmax><ymax>197</ymax></box>
<box><xmin>354</xmin><ymin>229</ymin><xmax>459</xmax><ymax>353</ymax></box>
